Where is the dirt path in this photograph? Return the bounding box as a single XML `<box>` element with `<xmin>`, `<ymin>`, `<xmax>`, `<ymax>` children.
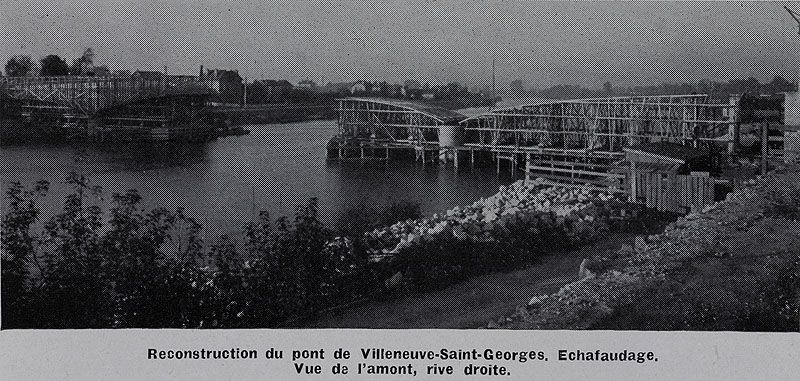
<box><xmin>306</xmin><ymin>222</ymin><xmax>667</xmax><ymax>328</ymax></box>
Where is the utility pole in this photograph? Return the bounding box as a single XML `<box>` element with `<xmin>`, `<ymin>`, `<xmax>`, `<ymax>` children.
<box><xmin>785</xmin><ymin>5</ymin><xmax>800</xmax><ymax>34</ymax></box>
<box><xmin>242</xmin><ymin>76</ymin><xmax>247</xmax><ymax>108</ymax></box>
<box><xmin>762</xmin><ymin>121</ymin><xmax>769</xmax><ymax>175</ymax></box>
<box><xmin>785</xmin><ymin>6</ymin><xmax>800</xmax><ymax>89</ymax></box>
<box><xmin>162</xmin><ymin>65</ymin><xmax>168</xmax><ymax>94</ymax></box>
<box><xmin>491</xmin><ymin>57</ymin><xmax>496</xmax><ymax>109</ymax></box>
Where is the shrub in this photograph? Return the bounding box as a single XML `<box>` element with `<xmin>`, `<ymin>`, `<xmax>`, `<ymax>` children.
<box><xmin>764</xmin><ymin>187</ymin><xmax>800</xmax><ymax>220</ymax></box>
<box><xmin>381</xmin><ymin>200</ymin><xmax>422</xmax><ymax>225</ymax></box>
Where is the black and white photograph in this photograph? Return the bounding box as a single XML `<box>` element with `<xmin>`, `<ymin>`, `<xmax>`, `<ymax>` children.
<box><xmin>1</xmin><ymin>1</ymin><xmax>799</xmax><ymax>377</ymax></box>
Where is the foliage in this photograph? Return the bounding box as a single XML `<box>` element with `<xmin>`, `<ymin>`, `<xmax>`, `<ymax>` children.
<box><xmin>39</xmin><ymin>55</ymin><xmax>69</xmax><ymax>76</ymax></box>
<box><xmin>381</xmin><ymin>200</ymin><xmax>423</xmax><ymax>225</ymax></box>
<box><xmin>336</xmin><ymin>199</ymin><xmax>423</xmax><ymax>239</ymax></box>
<box><xmin>336</xmin><ymin>203</ymin><xmax>380</xmax><ymax>239</ymax></box>
<box><xmin>764</xmin><ymin>187</ymin><xmax>800</xmax><ymax>221</ymax></box>
<box><xmin>1</xmin><ymin>174</ymin><xmax>607</xmax><ymax>328</ymax></box>
<box><xmin>1</xmin><ymin>176</ymin><xmax>365</xmax><ymax>328</ymax></box>
<box><xmin>0</xmin><ymin>180</ymin><xmax>49</xmax><ymax>328</ymax></box>
<box><xmin>529</xmin><ymin>76</ymin><xmax>795</xmax><ymax>101</ymax></box>
<box><xmin>4</xmin><ymin>55</ymin><xmax>33</xmax><ymax>77</ymax></box>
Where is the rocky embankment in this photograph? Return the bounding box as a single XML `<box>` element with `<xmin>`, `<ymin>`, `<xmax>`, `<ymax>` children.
<box><xmin>492</xmin><ymin>167</ymin><xmax>800</xmax><ymax>331</ymax></box>
<box><xmin>358</xmin><ymin>179</ymin><xmax>626</xmax><ymax>257</ymax></box>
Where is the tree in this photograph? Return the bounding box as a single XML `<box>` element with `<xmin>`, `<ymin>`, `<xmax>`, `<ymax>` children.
<box><xmin>70</xmin><ymin>48</ymin><xmax>95</xmax><ymax>76</ymax></box>
<box><xmin>93</xmin><ymin>65</ymin><xmax>110</xmax><ymax>77</ymax></box>
<box><xmin>39</xmin><ymin>55</ymin><xmax>69</xmax><ymax>76</ymax></box>
<box><xmin>603</xmin><ymin>81</ymin><xmax>613</xmax><ymax>95</ymax></box>
<box><xmin>5</xmin><ymin>55</ymin><xmax>33</xmax><ymax>77</ymax></box>
<box><xmin>769</xmin><ymin>75</ymin><xmax>794</xmax><ymax>93</ymax></box>
<box><xmin>509</xmin><ymin>79</ymin><xmax>526</xmax><ymax>96</ymax></box>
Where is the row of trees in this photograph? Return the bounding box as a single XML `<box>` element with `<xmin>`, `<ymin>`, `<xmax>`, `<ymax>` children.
<box><xmin>346</xmin><ymin>80</ymin><xmax>495</xmax><ymax>108</ymax></box>
<box><xmin>3</xmin><ymin>48</ymin><xmax>108</xmax><ymax>77</ymax></box>
<box><xmin>507</xmin><ymin>75</ymin><xmax>796</xmax><ymax>100</ymax></box>
<box><xmin>244</xmin><ymin>81</ymin><xmax>339</xmax><ymax>105</ymax></box>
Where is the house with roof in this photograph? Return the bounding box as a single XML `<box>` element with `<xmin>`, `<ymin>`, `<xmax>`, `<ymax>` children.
<box><xmin>620</xmin><ymin>142</ymin><xmax>714</xmax><ymax>175</ymax></box>
<box><xmin>613</xmin><ymin>142</ymin><xmax>718</xmax><ymax>213</ymax></box>
<box><xmin>257</xmin><ymin>79</ymin><xmax>293</xmax><ymax>94</ymax></box>
<box><xmin>200</xmin><ymin>69</ymin><xmax>243</xmax><ymax>105</ymax></box>
<box><xmin>350</xmin><ymin>81</ymin><xmax>368</xmax><ymax>94</ymax></box>
<box><xmin>317</xmin><ymin>82</ymin><xmax>354</xmax><ymax>94</ymax></box>
<box><xmin>132</xmin><ymin>70</ymin><xmax>164</xmax><ymax>89</ymax></box>
<box><xmin>297</xmin><ymin>79</ymin><xmax>317</xmax><ymax>89</ymax></box>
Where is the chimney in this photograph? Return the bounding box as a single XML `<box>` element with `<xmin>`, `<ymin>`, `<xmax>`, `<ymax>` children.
<box><xmin>199</xmin><ymin>65</ymin><xmax>204</xmax><ymax>78</ymax></box>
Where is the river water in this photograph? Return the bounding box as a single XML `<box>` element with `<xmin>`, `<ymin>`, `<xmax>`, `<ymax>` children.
<box><xmin>1</xmin><ymin>120</ymin><xmax>513</xmax><ymax>240</ymax></box>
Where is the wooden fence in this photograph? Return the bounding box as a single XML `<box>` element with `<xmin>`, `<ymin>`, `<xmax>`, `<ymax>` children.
<box><xmin>630</xmin><ymin>173</ymin><xmax>715</xmax><ymax>213</ymax></box>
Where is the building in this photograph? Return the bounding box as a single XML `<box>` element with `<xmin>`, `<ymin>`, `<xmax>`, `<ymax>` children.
<box><xmin>250</xmin><ymin>79</ymin><xmax>294</xmax><ymax>103</ymax></box>
<box><xmin>404</xmin><ymin>79</ymin><xmax>421</xmax><ymax>90</ymax></box>
<box><xmin>201</xmin><ymin>68</ymin><xmax>243</xmax><ymax>105</ymax></box>
<box><xmin>297</xmin><ymin>79</ymin><xmax>317</xmax><ymax>89</ymax></box>
<box><xmin>614</xmin><ymin>142</ymin><xmax>717</xmax><ymax>212</ymax></box>
<box><xmin>313</xmin><ymin>82</ymin><xmax>351</xmax><ymax>94</ymax></box>
<box><xmin>132</xmin><ymin>70</ymin><xmax>164</xmax><ymax>89</ymax></box>
<box><xmin>392</xmin><ymin>84</ymin><xmax>406</xmax><ymax>98</ymax></box>
<box><xmin>350</xmin><ymin>81</ymin><xmax>368</xmax><ymax>94</ymax></box>
<box><xmin>620</xmin><ymin>142</ymin><xmax>713</xmax><ymax>175</ymax></box>
<box><xmin>259</xmin><ymin>79</ymin><xmax>293</xmax><ymax>94</ymax></box>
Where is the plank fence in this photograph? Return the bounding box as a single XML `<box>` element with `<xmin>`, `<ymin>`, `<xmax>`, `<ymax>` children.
<box><xmin>632</xmin><ymin>173</ymin><xmax>715</xmax><ymax>213</ymax></box>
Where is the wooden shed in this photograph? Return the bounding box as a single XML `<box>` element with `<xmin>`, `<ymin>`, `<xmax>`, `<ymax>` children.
<box><xmin>614</xmin><ymin>142</ymin><xmax>716</xmax><ymax>213</ymax></box>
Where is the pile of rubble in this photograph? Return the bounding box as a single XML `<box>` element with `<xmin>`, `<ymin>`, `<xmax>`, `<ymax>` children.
<box><xmin>360</xmin><ymin>179</ymin><xmax>624</xmax><ymax>256</ymax></box>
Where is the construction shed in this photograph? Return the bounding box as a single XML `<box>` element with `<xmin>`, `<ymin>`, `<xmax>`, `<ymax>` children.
<box><xmin>614</xmin><ymin>142</ymin><xmax>717</xmax><ymax>213</ymax></box>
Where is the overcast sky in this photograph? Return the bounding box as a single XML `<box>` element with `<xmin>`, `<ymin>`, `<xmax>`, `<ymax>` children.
<box><xmin>1</xmin><ymin>1</ymin><xmax>798</xmax><ymax>89</ymax></box>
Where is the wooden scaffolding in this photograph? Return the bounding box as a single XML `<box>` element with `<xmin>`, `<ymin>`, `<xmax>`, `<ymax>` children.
<box><xmin>332</xmin><ymin>97</ymin><xmax>465</xmax><ymax>162</ymax></box>
<box><xmin>461</xmin><ymin>94</ymin><xmax>737</xmax><ymax>186</ymax></box>
<box><xmin>0</xmin><ymin>75</ymin><xmax>217</xmax><ymax>141</ymax></box>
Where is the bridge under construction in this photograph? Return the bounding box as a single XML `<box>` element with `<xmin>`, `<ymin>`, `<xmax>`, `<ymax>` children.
<box><xmin>0</xmin><ymin>75</ymin><xmax>218</xmax><ymax>141</ymax></box>
<box><xmin>330</xmin><ymin>96</ymin><xmax>739</xmax><ymax>184</ymax></box>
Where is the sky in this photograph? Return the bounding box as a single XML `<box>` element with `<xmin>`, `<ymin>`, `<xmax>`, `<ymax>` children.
<box><xmin>1</xmin><ymin>1</ymin><xmax>799</xmax><ymax>90</ymax></box>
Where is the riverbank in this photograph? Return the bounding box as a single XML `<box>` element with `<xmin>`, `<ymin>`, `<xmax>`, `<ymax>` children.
<box><xmin>217</xmin><ymin>103</ymin><xmax>337</xmax><ymax>125</ymax></box>
<box><xmin>306</xmin><ymin>213</ymin><xmax>674</xmax><ymax>328</ymax></box>
<box><xmin>490</xmin><ymin>165</ymin><xmax>800</xmax><ymax>331</ymax></box>
<box><xmin>297</xmin><ymin>179</ymin><xmax>674</xmax><ymax>327</ymax></box>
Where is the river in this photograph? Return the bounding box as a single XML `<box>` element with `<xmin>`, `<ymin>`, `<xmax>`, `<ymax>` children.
<box><xmin>0</xmin><ymin>120</ymin><xmax>514</xmax><ymax>240</ymax></box>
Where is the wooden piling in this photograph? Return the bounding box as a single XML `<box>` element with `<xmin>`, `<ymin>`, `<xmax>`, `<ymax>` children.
<box><xmin>762</xmin><ymin>122</ymin><xmax>768</xmax><ymax>175</ymax></box>
<box><xmin>470</xmin><ymin>148</ymin><xmax>475</xmax><ymax>169</ymax></box>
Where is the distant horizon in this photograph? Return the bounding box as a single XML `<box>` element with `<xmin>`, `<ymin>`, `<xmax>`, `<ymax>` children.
<box><xmin>2</xmin><ymin>1</ymin><xmax>799</xmax><ymax>91</ymax></box>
